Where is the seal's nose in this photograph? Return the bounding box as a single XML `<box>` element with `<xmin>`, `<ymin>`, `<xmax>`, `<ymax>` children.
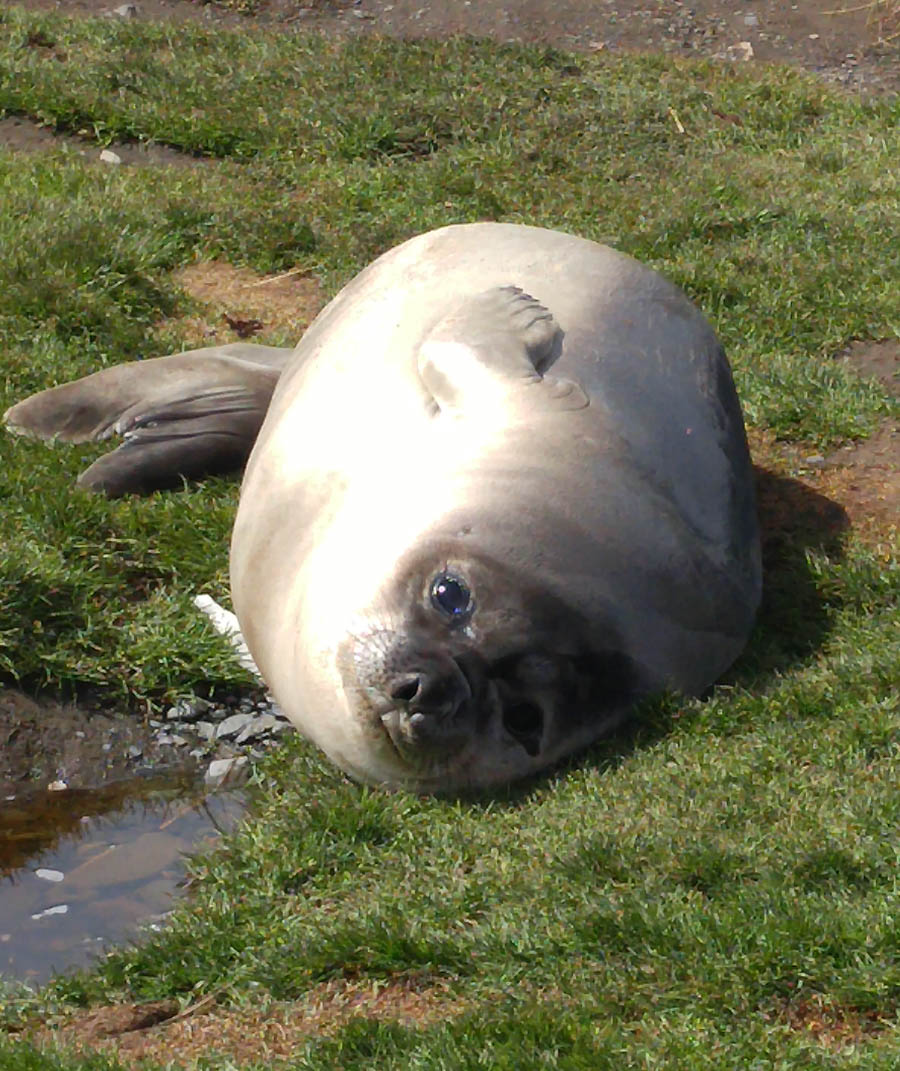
<box><xmin>383</xmin><ymin>658</ymin><xmax>473</xmax><ymax>755</ymax></box>
<box><xmin>389</xmin><ymin>670</ymin><xmax>465</xmax><ymax>720</ymax></box>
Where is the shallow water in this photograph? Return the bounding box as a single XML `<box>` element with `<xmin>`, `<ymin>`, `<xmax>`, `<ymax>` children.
<box><xmin>0</xmin><ymin>772</ymin><xmax>244</xmax><ymax>985</ymax></box>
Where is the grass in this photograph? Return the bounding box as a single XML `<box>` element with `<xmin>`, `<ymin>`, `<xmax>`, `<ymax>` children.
<box><xmin>0</xmin><ymin>5</ymin><xmax>897</xmax><ymax>1068</ymax></box>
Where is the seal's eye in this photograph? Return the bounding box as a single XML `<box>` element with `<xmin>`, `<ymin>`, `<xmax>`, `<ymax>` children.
<box><xmin>430</xmin><ymin>574</ymin><xmax>473</xmax><ymax>622</ymax></box>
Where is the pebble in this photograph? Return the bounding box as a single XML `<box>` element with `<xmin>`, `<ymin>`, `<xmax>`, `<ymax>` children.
<box><xmin>215</xmin><ymin>713</ymin><xmax>254</xmax><ymax>740</ymax></box>
<box><xmin>205</xmin><ymin>756</ymin><xmax>248</xmax><ymax>788</ymax></box>
<box><xmin>235</xmin><ymin>713</ymin><xmax>284</xmax><ymax>745</ymax></box>
<box><xmin>111</xmin><ymin>3</ymin><xmax>138</xmax><ymax>16</ymax></box>
<box><xmin>99</xmin><ymin>148</ymin><xmax>123</xmax><ymax>165</ymax></box>
<box><xmin>167</xmin><ymin>698</ymin><xmax>212</xmax><ymax>721</ymax></box>
<box><xmin>148</xmin><ymin>685</ymin><xmax>293</xmax><ymax>789</ymax></box>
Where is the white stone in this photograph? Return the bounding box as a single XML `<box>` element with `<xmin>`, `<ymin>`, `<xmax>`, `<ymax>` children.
<box><xmin>99</xmin><ymin>149</ymin><xmax>123</xmax><ymax>165</ymax></box>
<box><xmin>194</xmin><ymin>593</ymin><xmax>262</xmax><ymax>678</ymax></box>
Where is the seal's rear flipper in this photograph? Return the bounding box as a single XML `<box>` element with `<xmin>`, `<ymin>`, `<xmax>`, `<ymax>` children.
<box><xmin>4</xmin><ymin>343</ymin><xmax>293</xmax><ymax>495</ymax></box>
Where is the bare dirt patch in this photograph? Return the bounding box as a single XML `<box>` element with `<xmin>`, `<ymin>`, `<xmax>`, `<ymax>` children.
<box><xmin>0</xmin><ymin>115</ymin><xmax>204</xmax><ymax>167</ymax></box>
<box><xmin>0</xmin><ymin>689</ymin><xmax>191</xmax><ymax>798</ymax></box>
<box><xmin>752</xmin><ymin>424</ymin><xmax>897</xmax><ymax>553</ymax></box>
<box><xmin>750</xmin><ymin>339</ymin><xmax>899</xmax><ymax>552</ymax></box>
<box><xmin>776</xmin><ymin>995</ymin><xmax>892</xmax><ymax>1049</ymax></box>
<box><xmin>9</xmin><ymin>0</ymin><xmax>900</xmax><ymax>94</ymax></box>
<box><xmin>32</xmin><ymin>975</ymin><xmax>467</xmax><ymax>1067</ymax></box>
<box><xmin>158</xmin><ymin>260</ymin><xmax>325</xmax><ymax>350</ymax></box>
<box><xmin>838</xmin><ymin>338</ymin><xmax>899</xmax><ymax>397</ymax></box>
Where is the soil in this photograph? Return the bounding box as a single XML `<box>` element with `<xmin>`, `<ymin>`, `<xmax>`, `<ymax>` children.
<box><xmin>29</xmin><ymin>974</ymin><xmax>469</xmax><ymax>1067</ymax></box>
<box><xmin>9</xmin><ymin>0</ymin><xmax>900</xmax><ymax>95</ymax></box>
<box><xmin>0</xmin><ymin>690</ymin><xmax>194</xmax><ymax>798</ymax></box>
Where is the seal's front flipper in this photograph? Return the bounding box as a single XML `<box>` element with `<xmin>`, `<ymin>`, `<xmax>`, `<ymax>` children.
<box><xmin>4</xmin><ymin>343</ymin><xmax>293</xmax><ymax>495</ymax></box>
<box><xmin>418</xmin><ymin>286</ymin><xmax>587</xmax><ymax>415</ymax></box>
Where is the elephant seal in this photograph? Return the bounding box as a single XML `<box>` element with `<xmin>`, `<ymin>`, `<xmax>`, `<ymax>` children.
<box><xmin>5</xmin><ymin>223</ymin><xmax>761</xmax><ymax>792</ymax></box>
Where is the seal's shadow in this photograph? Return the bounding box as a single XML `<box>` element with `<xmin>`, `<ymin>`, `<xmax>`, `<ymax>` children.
<box><xmin>470</xmin><ymin>465</ymin><xmax>850</xmax><ymax>807</ymax></box>
<box><xmin>732</xmin><ymin>464</ymin><xmax>849</xmax><ymax>684</ymax></box>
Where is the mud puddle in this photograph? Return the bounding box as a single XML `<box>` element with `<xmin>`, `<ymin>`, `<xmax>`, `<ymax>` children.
<box><xmin>0</xmin><ymin>688</ymin><xmax>269</xmax><ymax>985</ymax></box>
<box><xmin>1</xmin><ymin>772</ymin><xmax>245</xmax><ymax>985</ymax></box>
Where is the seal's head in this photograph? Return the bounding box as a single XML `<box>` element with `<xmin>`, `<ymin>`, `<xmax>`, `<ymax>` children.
<box><xmin>286</xmin><ymin>477</ymin><xmax>645</xmax><ymax>792</ymax></box>
<box><xmin>339</xmin><ymin>547</ymin><xmax>640</xmax><ymax>791</ymax></box>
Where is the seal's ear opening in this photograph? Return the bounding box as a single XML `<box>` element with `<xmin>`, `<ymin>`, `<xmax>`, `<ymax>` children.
<box><xmin>503</xmin><ymin>701</ymin><xmax>544</xmax><ymax>757</ymax></box>
<box><xmin>4</xmin><ymin>344</ymin><xmax>291</xmax><ymax>495</ymax></box>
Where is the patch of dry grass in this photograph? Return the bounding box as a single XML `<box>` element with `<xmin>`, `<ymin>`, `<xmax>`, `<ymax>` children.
<box><xmin>33</xmin><ymin>975</ymin><xmax>467</xmax><ymax>1069</ymax></box>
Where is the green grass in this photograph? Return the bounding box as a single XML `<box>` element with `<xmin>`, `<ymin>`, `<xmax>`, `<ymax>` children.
<box><xmin>0</xmin><ymin>6</ymin><xmax>898</xmax><ymax>1068</ymax></box>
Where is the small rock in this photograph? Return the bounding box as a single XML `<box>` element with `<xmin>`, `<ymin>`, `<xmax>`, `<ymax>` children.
<box><xmin>99</xmin><ymin>149</ymin><xmax>123</xmax><ymax>165</ymax></box>
<box><xmin>189</xmin><ymin>748</ymin><xmax>208</xmax><ymax>759</ymax></box>
<box><xmin>234</xmin><ymin>713</ymin><xmax>283</xmax><ymax>745</ymax></box>
<box><xmin>35</xmin><ymin>868</ymin><xmax>65</xmax><ymax>883</ymax></box>
<box><xmin>205</xmin><ymin>756</ymin><xmax>248</xmax><ymax>788</ymax></box>
<box><xmin>195</xmin><ymin>721</ymin><xmax>217</xmax><ymax>742</ymax></box>
<box><xmin>216</xmin><ymin>713</ymin><xmax>254</xmax><ymax>740</ymax></box>
<box><xmin>47</xmin><ymin>780</ymin><xmax>68</xmax><ymax>792</ymax></box>
<box><xmin>111</xmin><ymin>3</ymin><xmax>138</xmax><ymax>16</ymax></box>
<box><xmin>127</xmin><ymin>744</ymin><xmax>143</xmax><ymax>759</ymax></box>
<box><xmin>167</xmin><ymin>699</ymin><xmax>209</xmax><ymax>721</ymax></box>
<box><xmin>743</xmin><ymin>13</ymin><xmax>758</xmax><ymax>27</ymax></box>
<box><xmin>169</xmin><ymin>734</ymin><xmax>189</xmax><ymax>747</ymax></box>
<box><xmin>727</xmin><ymin>41</ymin><xmax>754</xmax><ymax>61</ymax></box>
<box><xmin>804</xmin><ymin>454</ymin><xmax>826</xmax><ymax>467</ymax></box>
<box><xmin>155</xmin><ymin>733</ymin><xmax>176</xmax><ymax>746</ymax></box>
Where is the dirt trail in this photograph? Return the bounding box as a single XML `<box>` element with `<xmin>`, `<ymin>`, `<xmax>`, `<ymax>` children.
<box><xmin>14</xmin><ymin>0</ymin><xmax>900</xmax><ymax>94</ymax></box>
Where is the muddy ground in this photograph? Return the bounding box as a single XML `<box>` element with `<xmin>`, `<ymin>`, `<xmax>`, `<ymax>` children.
<box><xmin>10</xmin><ymin>0</ymin><xmax>900</xmax><ymax>94</ymax></box>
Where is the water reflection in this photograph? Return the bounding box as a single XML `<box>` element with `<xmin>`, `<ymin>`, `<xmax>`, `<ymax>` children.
<box><xmin>0</xmin><ymin>775</ymin><xmax>244</xmax><ymax>984</ymax></box>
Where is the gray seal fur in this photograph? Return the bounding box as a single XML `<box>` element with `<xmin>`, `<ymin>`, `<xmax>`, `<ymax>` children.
<box><xmin>5</xmin><ymin>223</ymin><xmax>761</xmax><ymax>792</ymax></box>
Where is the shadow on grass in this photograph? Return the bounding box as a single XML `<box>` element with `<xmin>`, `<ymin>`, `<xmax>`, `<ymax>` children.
<box><xmin>470</xmin><ymin>465</ymin><xmax>850</xmax><ymax>809</ymax></box>
<box><xmin>735</xmin><ymin>464</ymin><xmax>849</xmax><ymax>684</ymax></box>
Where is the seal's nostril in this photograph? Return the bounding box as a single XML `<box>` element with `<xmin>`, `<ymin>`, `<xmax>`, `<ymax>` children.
<box><xmin>390</xmin><ymin>677</ymin><xmax>420</xmax><ymax>704</ymax></box>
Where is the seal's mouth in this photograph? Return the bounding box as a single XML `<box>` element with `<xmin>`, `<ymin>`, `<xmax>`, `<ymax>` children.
<box><xmin>378</xmin><ymin>652</ymin><xmax>476</xmax><ymax>760</ymax></box>
<box><xmin>377</xmin><ymin>652</ymin><xmax>548</xmax><ymax>765</ymax></box>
